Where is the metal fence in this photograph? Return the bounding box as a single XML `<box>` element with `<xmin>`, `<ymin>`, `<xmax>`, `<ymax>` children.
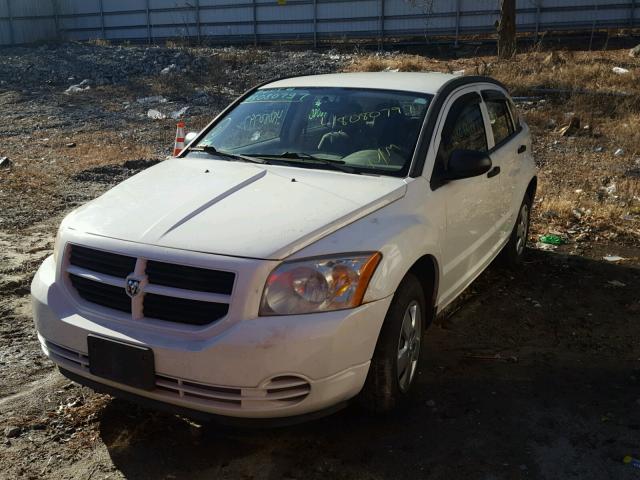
<box><xmin>0</xmin><ymin>0</ymin><xmax>638</xmax><ymax>47</ymax></box>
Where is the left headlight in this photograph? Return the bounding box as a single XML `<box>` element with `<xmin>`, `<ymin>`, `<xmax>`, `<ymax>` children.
<box><xmin>259</xmin><ymin>252</ymin><xmax>382</xmax><ymax>316</ymax></box>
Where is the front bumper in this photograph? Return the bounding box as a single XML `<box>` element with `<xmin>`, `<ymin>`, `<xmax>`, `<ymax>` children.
<box><xmin>32</xmin><ymin>255</ymin><xmax>392</xmax><ymax>418</ymax></box>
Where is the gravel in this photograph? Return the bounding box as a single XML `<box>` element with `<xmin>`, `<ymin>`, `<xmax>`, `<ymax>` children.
<box><xmin>71</xmin><ymin>159</ymin><xmax>161</xmax><ymax>184</ymax></box>
<box><xmin>0</xmin><ymin>43</ymin><xmax>348</xmax><ymax>92</ymax></box>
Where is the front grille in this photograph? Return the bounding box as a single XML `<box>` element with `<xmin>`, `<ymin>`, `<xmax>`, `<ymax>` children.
<box><xmin>146</xmin><ymin>260</ymin><xmax>234</xmax><ymax>295</ymax></box>
<box><xmin>69</xmin><ymin>274</ymin><xmax>132</xmax><ymax>313</ymax></box>
<box><xmin>69</xmin><ymin>245</ymin><xmax>136</xmax><ymax>278</ymax></box>
<box><xmin>144</xmin><ymin>293</ymin><xmax>229</xmax><ymax>326</ymax></box>
<box><xmin>66</xmin><ymin>245</ymin><xmax>234</xmax><ymax>326</ymax></box>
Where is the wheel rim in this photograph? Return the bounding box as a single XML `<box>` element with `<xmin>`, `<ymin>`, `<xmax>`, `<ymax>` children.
<box><xmin>397</xmin><ymin>301</ymin><xmax>422</xmax><ymax>393</ymax></box>
<box><xmin>515</xmin><ymin>203</ymin><xmax>529</xmax><ymax>256</ymax></box>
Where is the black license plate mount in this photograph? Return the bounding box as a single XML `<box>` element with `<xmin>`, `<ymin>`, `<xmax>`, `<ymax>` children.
<box><xmin>87</xmin><ymin>335</ymin><xmax>155</xmax><ymax>391</ymax></box>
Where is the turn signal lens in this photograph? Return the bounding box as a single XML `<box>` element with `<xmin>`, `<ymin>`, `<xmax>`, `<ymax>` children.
<box><xmin>259</xmin><ymin>252</ymin><xmax>382</xmax><ymax>316</ymax></box>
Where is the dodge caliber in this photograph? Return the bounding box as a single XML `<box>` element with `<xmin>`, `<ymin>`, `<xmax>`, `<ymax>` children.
<box><xmin>32</xmin><ymin>73</ymin><xmax>537</xmax><ymax>420</ymax></box>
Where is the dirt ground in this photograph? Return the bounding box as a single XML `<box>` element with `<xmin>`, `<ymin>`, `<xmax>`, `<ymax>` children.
<box><xmin>0</xmin><ymin>42</ymin><xmax>639</xmax><ymax>480</ymax></box>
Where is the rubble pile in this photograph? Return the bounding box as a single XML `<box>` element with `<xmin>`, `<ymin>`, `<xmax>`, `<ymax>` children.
<box><xmin>0</xmin><ymin>43</ymin><xmax>348</xmax><ymax>91</ymax></box>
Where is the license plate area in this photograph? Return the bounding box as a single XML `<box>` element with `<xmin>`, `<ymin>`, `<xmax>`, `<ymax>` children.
<box><xmin>88</xmin><ymin>335</ymin><xmax>155</xmax><ymax>390</ymax></box>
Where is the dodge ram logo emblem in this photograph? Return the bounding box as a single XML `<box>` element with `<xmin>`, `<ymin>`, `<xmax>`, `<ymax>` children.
<box><xmin>125</xmin><ymin>277</ymin><xmax>142</xmax><ymax>298</ymax></box>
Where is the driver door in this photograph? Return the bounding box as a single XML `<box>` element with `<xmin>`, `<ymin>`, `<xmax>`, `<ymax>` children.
<box><xmin>432</xmin><ymin>89</ymin><xmax>504</xmax><ymax>307</ymax></box>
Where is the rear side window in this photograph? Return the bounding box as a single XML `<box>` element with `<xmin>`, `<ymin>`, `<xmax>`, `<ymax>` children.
<box><xmin>482</xmin><ymin>90</ymin><xmax>518</xmax><ymax>146</ymax></box>
<box><xmin>435</xmin><ymin>92</ymin><xmax>487</xmax><ymax>174</ymax></box>
<box><xmin>485</xmin><ymin>99</ymin><xmax>514</xmax><ymax>145</ymax></box>
<box><xmin>507</xmin><ymin>98</ymin><xmax>520</xmax><ymax>127</ymax></box>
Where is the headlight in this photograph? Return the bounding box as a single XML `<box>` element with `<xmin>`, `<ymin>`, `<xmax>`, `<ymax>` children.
<box><xmin>259</xmin><ymin>252</ymin><xmax>381</xmax><ymax>316</ymax></box>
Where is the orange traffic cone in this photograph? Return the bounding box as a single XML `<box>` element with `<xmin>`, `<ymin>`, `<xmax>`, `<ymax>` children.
<box><xmin>173</xmin><ymin>121</ymin><xmax>186</xmax><ymax>156</ymax></box>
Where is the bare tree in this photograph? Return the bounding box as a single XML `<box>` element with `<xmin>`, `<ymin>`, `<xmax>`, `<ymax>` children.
<box><xmin>497</xmin><ymin>0</ymin><xmax>516</xmax><ymax>59</ymax></box>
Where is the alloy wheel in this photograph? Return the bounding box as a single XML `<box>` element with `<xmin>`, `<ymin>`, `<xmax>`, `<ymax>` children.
<box><xmin>516</xmin><ymin>203</ymin><xmax>529</xmax><ymax>256</ymax></box>
<box><xmin>397</xmin><ymin>300</ymin><xmax>421</xmax><ymax>393</ymax></box>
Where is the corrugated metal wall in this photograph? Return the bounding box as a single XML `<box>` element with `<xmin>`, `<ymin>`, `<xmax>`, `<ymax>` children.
<box><xmin>0</xmin><ymin>0</ymin><xmax>637</xmax><ymax>46</ymax></box>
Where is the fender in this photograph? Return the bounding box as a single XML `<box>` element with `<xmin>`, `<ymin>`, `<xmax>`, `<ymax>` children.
<box><xmin>288</xmin><ymin>177</ymin><xmax>444</xmax><ymax>304</ymax></box>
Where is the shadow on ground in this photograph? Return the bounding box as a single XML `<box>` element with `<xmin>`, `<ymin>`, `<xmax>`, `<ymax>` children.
<box><xmin>98</xmin><ymin>249</ymin><xmax>640</xmax><ymax>480</ymax></box>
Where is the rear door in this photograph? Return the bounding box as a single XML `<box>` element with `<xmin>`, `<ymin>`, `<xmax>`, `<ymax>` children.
<box><xmin>430</xmin><ymin>88</ymin><xmax>503</xmax><ymax>307</ymax></box>
<box><xmin>481</xmin><ymin>89</ymin><xmax>527</xmax><ymax>243</ymax></box>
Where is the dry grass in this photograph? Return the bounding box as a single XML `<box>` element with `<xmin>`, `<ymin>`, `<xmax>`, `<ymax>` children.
<box><xmin>87</xmin><ymin>38</ymin><xmax>111</xmax><ymax>47</ymax></box>
<box><xmin>58</xmin><ymin>134</ymin><xmax>155</xmax><ymax>174</ymax></box>
<box><xmin>346</xmin><ymin>54</ymin><xmax>449</xmax><ymax>73</ymax></box>
<box><xmin>347</xmin><ymin>49</ymin><xmax>640</xmax><ymax>95</ymax></box>
<box><xmin>0</xmin><ymin>130</ymin><xmax>155</xmax><ymax>208</ymax></box>
<box><xmin>165</xmin><ymin>38</ymin><xmax>191</xmax><ymax>49</ymax></box>
<box><xmin>536</xmin><ymin>178</ymin><xmax>639</xmax><ymax>228</ymax></box>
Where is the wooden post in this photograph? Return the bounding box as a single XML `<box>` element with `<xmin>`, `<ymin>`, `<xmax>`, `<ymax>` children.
<box><xmin>497</xmin><ymin>0</ymin><xmax>516</xmax><ymax>59</ymax></box>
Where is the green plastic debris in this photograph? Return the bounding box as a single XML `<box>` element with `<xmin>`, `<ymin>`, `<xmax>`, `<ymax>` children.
<box><xmin>623</xmin><ymin>456</ymin><xmax>640</xmax><ymax>470</ymax></box>
<box><xmin>539</xmin><ymin>234</ymin><xmax>565</xmax><ymax>245</ymax></box>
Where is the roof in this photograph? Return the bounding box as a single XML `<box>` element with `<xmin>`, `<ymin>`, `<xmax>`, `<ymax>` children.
<box><xmin>262</xmin><ymin>72</ymin><xmax>458</xmax><ymax>95</ymax></box>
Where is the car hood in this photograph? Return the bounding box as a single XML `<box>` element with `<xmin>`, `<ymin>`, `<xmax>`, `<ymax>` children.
<box><xmin>66</xmin><ymin>158</ymin><xmax>407</xmax><ymax>260</ymax></box>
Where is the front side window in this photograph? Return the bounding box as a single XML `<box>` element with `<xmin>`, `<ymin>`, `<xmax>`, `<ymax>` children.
<box><xmin>195</xmin><ymin>87</ymin><xmax>433</xmax><ymax>177</ymax></box>
<box><xmin>434</xmin><ymin>92</ymin><xmax>487</xmax><ymax>175</ymax></box>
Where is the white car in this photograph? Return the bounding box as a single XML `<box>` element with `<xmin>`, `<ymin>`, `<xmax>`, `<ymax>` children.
<box><xmin>32</xmin><ymin>72</ymin><xmax>537</xmax><ymax>422</ymax></box>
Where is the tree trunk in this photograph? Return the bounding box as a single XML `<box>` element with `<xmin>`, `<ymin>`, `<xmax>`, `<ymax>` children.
<box><xmin>497</xmin><ymin>0</ymin><xmax>516</xmax><ymax>59</ymax></box>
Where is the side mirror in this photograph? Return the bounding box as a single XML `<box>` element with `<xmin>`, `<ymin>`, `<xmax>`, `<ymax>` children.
<box><xmin>444</xmin><ymin>149</ymin><xmax>492</xmax><ymax>180</ymax></box>
<box><xmin>185</xmin><ymin>132</ymin><xmax>198</xmax><ymax>144</ymax></box>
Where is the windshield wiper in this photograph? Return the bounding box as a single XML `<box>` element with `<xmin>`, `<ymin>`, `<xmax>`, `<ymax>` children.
<box><xmin>253</xmin><ymin>152</ymin><xmax>359</xmax><ymax>174</ymax></box>
<box><xmin>274</xmin><ymin>151</ymin><xmax>324</xmax><ymax>161</ymax></box>
<box><xmin>188</xmin><ymin>145</ymin><xmax>266</xmax><ymax>164</ymax></box>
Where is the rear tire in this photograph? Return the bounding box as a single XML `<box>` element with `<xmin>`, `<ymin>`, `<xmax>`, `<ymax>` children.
<box><xmin>499</xmin><ymin>194</ymin><xmax>532</xmax><ymax>268</ymax></box>
<box><xmin>359</xmin><ymin>273</ymin><xmax>426</xmax><ymax>413</ymax></box>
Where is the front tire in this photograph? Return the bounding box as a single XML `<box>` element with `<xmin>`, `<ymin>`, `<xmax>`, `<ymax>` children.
<box><xmin>359</xmin><ymin>273</ymin><xmax>426</xmax><ymax>413</ymax></box>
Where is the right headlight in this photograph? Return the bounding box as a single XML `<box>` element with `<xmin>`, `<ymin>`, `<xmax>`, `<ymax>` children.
<box><xmin>259</xmin><ymin>252</ymin><xmax>382</xmax><ymax>316</ymax></box>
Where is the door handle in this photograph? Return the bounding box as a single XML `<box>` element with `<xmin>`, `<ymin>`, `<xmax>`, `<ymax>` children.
<box><xmin>517</xmin><ymin>145</ymin><xmax>527</xmax><ymax>154</ymax></box>
<box><xmin>487</xmin><ymin>166</ymin><xmax>500</xmax><ymax>178</ymax></box>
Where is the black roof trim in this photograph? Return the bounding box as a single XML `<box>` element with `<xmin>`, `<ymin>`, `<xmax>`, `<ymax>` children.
<box><xmin>409</xmin><ymin>75</ymin><xmax>507</xmax><ymax>178</ymax></box>
<box><xmin>482</xmin><ymin>89</ymin><xmax>510</xmax><ymax>101</ymax></box>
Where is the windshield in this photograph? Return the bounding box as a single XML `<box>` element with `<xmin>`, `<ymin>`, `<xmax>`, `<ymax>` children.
<box><xmin>194</xmin><ymin>87</ymin><xmax>433</xmax><ymax>176</ymax></box>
